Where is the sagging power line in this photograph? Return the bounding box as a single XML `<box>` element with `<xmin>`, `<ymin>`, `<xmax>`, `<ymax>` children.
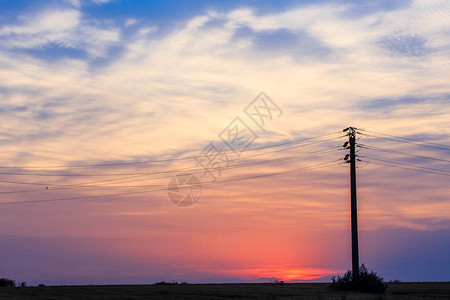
<box><xmin>0</xmin><ymin>128</ymin><xmax>449</xmax><ymax>206</ymax></box>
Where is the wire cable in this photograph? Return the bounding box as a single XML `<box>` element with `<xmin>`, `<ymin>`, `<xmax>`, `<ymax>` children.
<box><xmin>360</xmin><ymin>157</ymin><xmax>450</xmax><ymax>176</ymax></box>
<box><xmin>0</xmin><ymin>136</ymin><xmax>341</xmax><ymax>178</ymax></box>
<box><xmin>0</xmin><ymin>160</ymin><xmax>340</xmax><ymax>205</ymax></box>
<box><xmin>0</xmin><ymin>139</ymin><xmax>342</xmax><ymax>183</ymax></box>
<box><xmin>360</xmin><ymin>145</ymin><xmax>450</xmax><ymax>163</ymax></box>
<box><xmin>0</xmin><ymin>147</ymin><xmax>343</xmax><ymax>194</ymax></box>
<box><xmin>362</xmin><ymin>131</ymin><xmax>450</xmax><ymax>151</ymax></box>
<box><xmin>360</xmin><ymin>159</ymin><xmax>450</xmax><ymax>177</ymax></box>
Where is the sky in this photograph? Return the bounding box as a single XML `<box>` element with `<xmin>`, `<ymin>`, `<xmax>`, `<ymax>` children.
<box><xmin>0</xmin><ymin>0</ymin><xmax>450</xmax><ymax>285</ymax></box>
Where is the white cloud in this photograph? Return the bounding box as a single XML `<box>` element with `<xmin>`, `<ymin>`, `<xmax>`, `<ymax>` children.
<box><xmin>0</xmin><ymin>9</ymin><xmax>81</xmax><ymax>35</ymax></box>
<box><xmin>0</xmin><ymin>7</ymin><xmax>120</xmax><ymax>58</ymax></box>
<box><xmin>91</xmin><ymin>0</ymin><xmax>114</xmax><ymax>5</ymax></box>
<box><xmin>124</xmin><ymin>18</ymin><xmax>137</xmax><ymax>27</ymax></box>
<box><xmin>64</xmin><ymin>0</ymin><xmax>81</xmax><ymax>7</ymax></box>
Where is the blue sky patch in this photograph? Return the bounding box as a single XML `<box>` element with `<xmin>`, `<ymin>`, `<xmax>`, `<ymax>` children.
<box><xmin>16</xmin><ymin>43</ymin><xmax>88</xmax><ymax>62</ymax></box>
<box><xmin>233</xmin><ymin>26</ymin><xmax>331</xmax><ymax>58</ymax></box>
<box><xmin>379</xmin><ymin>34</ymin><xmax>429</xmax><ymax>57</ymax></box>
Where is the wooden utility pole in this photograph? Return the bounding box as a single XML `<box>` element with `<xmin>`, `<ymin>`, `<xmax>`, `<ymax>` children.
<box><xmin>344</xmin><ymin>127</ymin><xmax>360</xmax><ymax>279</ymax></box>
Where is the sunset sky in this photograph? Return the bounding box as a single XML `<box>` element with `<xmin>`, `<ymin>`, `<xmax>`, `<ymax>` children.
<box><xmin>1</xmin><ymin>0</ymin><xmax>450</xmax><ymax>285</ymax></box>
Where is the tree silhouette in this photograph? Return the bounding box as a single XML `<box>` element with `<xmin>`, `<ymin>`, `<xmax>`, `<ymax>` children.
<box><xmin>0</xmin><ymin>278</ymin><xmax>16</xmax><ymax>287</ymax></box>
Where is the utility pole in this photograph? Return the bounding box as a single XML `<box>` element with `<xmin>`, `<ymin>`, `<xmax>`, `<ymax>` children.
<box><xmin>344</xmin><ymin>127</ymin><xmax>359</xmax><ymax>279</ymax></box>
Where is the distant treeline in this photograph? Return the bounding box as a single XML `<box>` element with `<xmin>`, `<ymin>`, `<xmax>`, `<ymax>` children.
<box><xmin>0</xmin><ymin>278</ymin><xmax>28</xmax><ymax>287</ymax></box>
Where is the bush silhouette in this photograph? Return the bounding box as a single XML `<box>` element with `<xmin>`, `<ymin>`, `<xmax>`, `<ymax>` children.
<box><xmin>329</xmin><ymin>264</ymin><xmax>386</xmax><ymax>293</ymax></box>
<box><xmin>154</xmin><ymin>281</ymin><xmax>179</xmax><ymax>285</ymax></box>
<box><xmin>0</xmin><ymin>278</ymin><xmax>16</xmax><ymax>287</ymax></box>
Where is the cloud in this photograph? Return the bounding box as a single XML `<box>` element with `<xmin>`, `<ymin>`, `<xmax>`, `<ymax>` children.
<box><xmin>64</xmin><ymin>0</ymin><xmax>81</xmax><ymax>8</ymax></box>
<box><xmin>0</xmin><ymin>9</ymin><xmax>81</xmax><ymax>39</ymax></box>
<box><xmin>0</xmin><ymin>0</ymin><xmax>449</xmax><ymax>284</ymax></box>
<box><xmin>0</xmin><ymin>0</ymin><xmax>448</xmax><ymax>190</ymax></box>
<box><xmin>91</xmin><ymin>0</ymin><xmax>114</xmax><ymax>5</ymax></box>
<box><xmin>0</xmin><ymin>1</ymin><xmax>448</xmax><ymax>167</ymax></box>
<box><xmin>124</xmin><ymin>18</ymin><xmax>137</xmax><ymax>27</ymax></box>
<box><xmin>0</xmin><ymin>7</ymin><xmax>119</xmax><ymax>58</ymax></box>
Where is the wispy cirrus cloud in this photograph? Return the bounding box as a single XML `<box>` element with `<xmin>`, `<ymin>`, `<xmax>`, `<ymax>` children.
<box><xmin>0</xmin><ymin>7</ymin><xmax>119</xmax><ymax>58</ymax></box>
<box><xmin>0</xmin><ymin>0</ymin><xmax>448</xmax><ymax>175</ymax></box>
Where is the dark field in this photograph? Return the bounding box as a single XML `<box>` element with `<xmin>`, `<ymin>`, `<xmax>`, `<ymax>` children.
<box><xmin>0</xmin><ymin>282</ymin><xmax>449</xmax><ymax>299</ymax></box>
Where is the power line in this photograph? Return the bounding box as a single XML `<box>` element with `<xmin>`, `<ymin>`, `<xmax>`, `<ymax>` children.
<box><xmin>0</xmin><ymin>160</ymin><xmax>340</xmax><ymax>205</ymax></box>
<box><xmin>361</xmin><ymin>160</ymin><xmax>450</xmax><ymax>177</ymax></box>
<box><xmin>365</xmin><ymin>130</ymin><xmax>450</xmax><ymax>149</ymax></box>
<box><xmin>0</xmin><ymin>135</ymin><xmax>342</xmax><ymax>177</ymax></box>
<box><xmin>2</xmin><ymin>127</ymin><xmax>449</xmax><ymax>206</ymax></box>
<box><xmin>360</xmin><ymin>156</ymin><xmax>450</xmax><ymax>174</ymax></box>
<box><xmin>0</xmin><ymin>144</ymin><xmax>341</xmax><ymax>179</ymax></box>
<box><xmin>360</xmin><ymin>157</ymin><xmax>450</xmax><ymax>177</ymax></box>
<box><xmin>6</xmin><ymin>129</ymin><xmax>448</xmax><ymax>193</ymax></box>
<box><xmin>360</xmin><ymin>145</ymin><xmax>450</xmax><ymax>163</ymax></box>
<box><xmin>362</xmin><ymin>130</ymin><xmax>450</xmax><ymax>151</ymax></box>
<box><xmin>0</xmin><ymin>147</ymin><xmax>343</xmax><ymax>194</ymax></box>
<box><xmin>0</xmin><ymin>173</ymin><xmax>155</xmax><ymax>195</ymax></box>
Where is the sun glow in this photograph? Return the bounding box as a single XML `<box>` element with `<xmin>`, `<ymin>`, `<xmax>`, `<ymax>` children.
<box><xmin>195</xmin><ymin>266</ymin><xmax>341</xmax><ymax>282</ymax></box>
